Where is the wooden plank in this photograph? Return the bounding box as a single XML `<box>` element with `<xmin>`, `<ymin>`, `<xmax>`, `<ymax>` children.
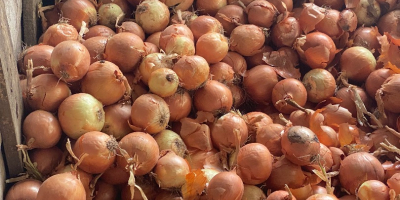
<box><xmin>0</xmin><ymin>0</ymin><xmax>25</xmax><ymax>180</ymax></box>
<box><xmin>4</xmin><ymin>0</ymin><xmax>23</xmax><ymax>60</ymax></box>
<box><xmin>22</xmin><ymin>0</ymin><xmax>42</xmax><ymax>46</ymax></box>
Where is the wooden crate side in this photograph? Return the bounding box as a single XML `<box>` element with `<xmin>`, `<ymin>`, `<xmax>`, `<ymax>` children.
<box><xmin>22</xmin><ymin>0</ymin><xmax>42</xmax><ymax>46</ymax></box>
<box><xmin>0</xmin><ymin>0</ymin><xmax>24</xmax><ymax>181</ymax></box>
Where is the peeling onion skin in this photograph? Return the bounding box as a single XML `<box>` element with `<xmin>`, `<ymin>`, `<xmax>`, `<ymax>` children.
<box><xmin>20</xmin><ymin>44</ymin><xmax>54</xmax><ymax>76</ymax></box>
<box><xmin>211</xmin><ymin>111</ymin><xmax>248</xmax><ymax>150</ymax></box>
<box><xmin>229</xmin><ymin>24</ymin><xmax>266</xmax><ymax>56</ymax></box>
<box><xmin>302</xmin><ymin>68</ymin><xmax>336</xmax><ymax>103</ymax></box>
<box><xmin>377</xmin><ymin>10</ymin><xmax>400</xmax><ymax>41</ymax></box>
<box><xmin>281</xmin><ymin>126</ymin><xmax>321</xmax><ymax>166</ymax></box>
<box><xmin>377</xmin><ymin>74</ymin><xmax>400</xmax><ymax>113</ymax></box>
<box><xmin>42</xmin><ymin>23</ymin><xmax>79</xmax><ymax>47</ymax></box>
<box><xmin>236</xmin><ymin>143</ymin><xmax>273</xmax><ymax>185</ymax></box>
<box><xmin>365</xmin><ymin>69</ymin><xmax>394</xmax><ymax>98</ymax></box>
<box><xmin>36</xmin><ymin>172</ymin><xmax>86</xmax><ymax>200</ymax></box>
<box><xmin>116</xmin><ymin>21</ymin><xmax>146</xmax><ymax>41</ymax></box>
<box><xmin>339</xmin><ymin>152</ymin><xmax>385</xmax><ymax>194</ymax></box>
<box><xmin>271</xmin><ymin>16</ymin><xmax>301</xmax><ymax>48</ymax></box>
<box><xmin>58</xmin><ymin>0</ymin><xmax>97</xmax><ymax>31</ymax></box>
<box><xmin>214</xmin><ymin>5</ymin><xmax>248</xmax><ymax>36</ymax></box>
<box><xmin>5</xmin><ymin>179</ymin><xmax>42</xmax><ymax>200</ymax></box>
<box><xmin>272</xmin><ymin>78</ymin><xmax>308</xmax><ymax>114</ymax></box>
<box><xmin>255</xmin><ymin>123</ymin><xmax>284</xmax><ymax>156</ymax></box>
<box><xmin>340</xmin><ymin>46</ymin><xmax>377</xmax><ymax>83</ymax></box>
<box><xmin>206</xmin><ymin>171</ymin><xmax>244</xmax><ymax>200</ymax></box>
<box><xmin>246</xmin><ymin>0</ymin><xmax>278</xmax><ymax>28</ymax></box>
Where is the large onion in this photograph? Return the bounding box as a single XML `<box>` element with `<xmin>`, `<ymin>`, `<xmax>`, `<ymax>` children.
<box><xmin>42</xmin><ymin>22</ymin><xmax>79</xmax><ymax>47</ymax></box>
<box><xmin>243</xmin><ymin>65</ymin><xmax>278</xmax><ymax>105</ymax></box>
<box><xmin>102</xmin><ymin>103</ymin><xmax>132</xmax><ymax>140</ymax></box>
<box><xmin>206</xmin><ymin>171</ymin><xmax>244</xmax><ymax>200</ymax></box>
<box><xmin>340</xmin><ymin>46</ymin><xmax>377</xmax><ymax>83</ymax></box>
<box><xmin>58</xmin><ymin>0</ymin><xmax>97</xmax><ymax>31</ymax></box>
<box><xmin>193</xmin><ymin>80</ymin><xmax>233</xmax><ymax>114</ymax></box>
<box><xmin>154</xmin><ymin>150</ymin><xmax>190</xmax><ymax>189</ymax></box>
<box><xmin>272</xmin><ymin>78</ymin><xmax>308</xmax><ymax>114</ymax></box>
<box><xmin>19</xmin><ymin>44</ymin><xmax>53</xmax><ymax>76</ymax></box>
<box><xmin>229</xmin><ymin>24</ymin><xmax>265</xmax><ymax>56</ymax></box>
<box><xmin>173</xmin><ymin>55</ymin><xmax>210</xmax><ymax>90</ymax></box>
<box><xmin>135</xmin><ymin>0</ymin><xmax>170</xmax><ymax>34</ymax></box>
<box><xmin>211</xmin><ymin>111</ymin><xmax>248</xmax><ymax>150</ymax></box>
<box><xmin>196</xmin><ymin>32</ymin><xmax>229</xmax><ymax>64</ymax></box>
<box><xmin>5</xmin><ymin>179</ymin><xmax>42</xmax><ymax>200</ymax></box>
<box><xmin>36</xmin><ymin>172</ymin><xmax>86</xmax><ymax>200</ymax></box>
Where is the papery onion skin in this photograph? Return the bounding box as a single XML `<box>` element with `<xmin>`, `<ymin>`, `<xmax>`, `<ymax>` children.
<box><xmin>73</xmin><ymin>131</ymin><xmax>117</xmax><ymax>174</ymax></box>
<box><xmin>221</xmin><ymin>51</ymin><xmax>247</xmax><ymax>76</ymax></box>
<box><xmin>139</xmin><ymin>53</ymin><xmax>175</xmax><ymax>85</ymax></box>
<box><xmin>23</xmin><ymin>110</ymin><xmax>62</xmax><ymax>149</ymax></box>
<box><xmin>339</xmin><ymin>152</ymin><xmax>385</xmax><ymax>194</ymax></box>
<box><xmin>36</xmin><ymin>172</ymin><xmax>86</xmax><ymax>200</ymax></box>
<box><xmin>117</xmin><ymin>21</ymin><xmax>146</xmax><ymax>41</ymax></box>
<box><xmin>20</xmin><ymin>44</ymin><xmax>54</xmax><ymax>76</ymax></box>
<box><xmin>314</xmin><ymin>0</ymin><xmax>344</xmax><ymax>10</ymax></box>
<box><xmin>154</xmin><ymin>150</ymin><xmax>190</xmax><ymax>189</ymax></box>
<box><xmin>335</xmin><ymin>86</ymin><xmax>371</xmax><ymax>117</ymax></box>
<box><xmin>83</xmin><ymin>25</ymin><xmax>116</xmax><ymax>40</ymax></box>
<box><xmin>246</xmin><ymin>0</ymin><xmax>278</xmax><ymax>28</ymax></box>
<box><xmin>228</xmin><ymin>84</ymin><xmax>246</xmax><ymax>108</ymax></box>
<box><xmin>302</xmin><ymin>68</ymin><xmax>336</xmax><ymax>103</ymax></box>
<box><xmin>135</xmin><ymin>0</ymin><xmax>170</xmax><ymax>34</ymax></box>
<box><xmin>272</xmin><ymin>78</ymin><xmax>308</xmax><ymax>114</ymax></box>
<box><xmin>338</xmin><ymin>9</ymin><xmax>358</xmax><ymax>32</ymax></box>
<box><xmin>315</xmin><ymin>9</ymin><xmax>343</xmax><ymax>39</ymax></box>
<box><xmin>215</xmin><ymin>5</ymin><xmax>248</xmax><ymax>36</ymax></box>
<box><xmin>159</xmin><ymin>24</ymin><xmax>194</xmax><ymax>50</ymax></box>
<box><xmin>365</xmin><ymin>68</ymin><xmax>394</xmax><ymax>98</ymax></box>
<box><xmin>340</xmin><ymin>46</ymin><xmax>377</xmax><ymax>83</ymax></box>
<box><xmin>130</xmin><ymin>93</ymin><xmax>170</xmax><ymax>134</ymax></box>
<box><xmin>255</xmin><ymin>123</ymin><xmax>284</xmax><ymax>156</ymax></box>
<box><xmin>58</xmin><ymin>93</ymin><xmax>105</xmax><ymax>139</ymax></box>
<box><xmin>5</xmin><ymin>179</ymin><xmax>42</xmax><ymax>200</ymax></box>
<box><xmin>281</xmin><ymin>126</ymin><xmax>321</xmax><ymax>166</ymax></box>
<box><xmin>196</xmin><ymin>32</ymin><xmax>229</xmax><ymax>64</ymax></box>
<box><xmin>350</xmin><ymin>27</ymin><xmax>381</xmax><ymax>56</ymax></box>
<box><xmin>117</xmin><ymin>132</ymin><xmax>160</xmax><ymax>176</ymax></box>
<box><xmin>50</xmin><ymin>40</ymin><xmax>91</xmax><ymax>83</ymax></box>
<box><xmin>237</xmin><ymin>143</ymin><xmax>273</xmax><ymax>185</ymax></box>
<box><xmin>82</xmin><ymin>36</ymin><xmax>108</xmax><ymax>64</ymax></box>
<box><xmin>268</xmin><ymin>0</ymin><xmax>293</xmax><ymax>12</ymax></box>
<box><xmin>193</xmin><ymin>80</ymin><xmax>233</xmax><ymax>114</ymax></box>
<box><xmin>377</xmin><ymin>74</ymin><xmax>400</xmax><ymax>113</ymax></box>
<box><xmin>357</xmin><ymin>180</ymin><xmax>390</xmax><ymax>200</ymax></box>
<box><xmin>173</xmin><ymin>55</ymin><xmax>210</xmax><ymax>90</ymax></box>
<box><xmin>42</xmin><ymin>23</ymin><xmax>79</xmax><ymax>47</ymax></box>
<box><xmin>229</xmin><ymin>24</ymin><xmax>265</xmax><ymax>56</ymax></box>
<box><xmin>211</xmin><ymin>111</ymin><xmax>248</xmax><ymax>150</ymax></box>
<box><xmin>102</xmin><ymin>103</ymin><xmax>132</xmax><ymax>140</ymax></box>
<box><xmin>58</xmin><ymin>0</ymin><xmax>97</xmax><ymax>31</ymax></box>
<box><xmin>243</xmin><ymin>65</ymin><xmax>278</xmax><ymax>105</ymax></box>
<box><xmin>271</xmin><ymin>16</ymin><xmax>301</xmax><ymax>48</ymax></box>
<box><xmin>244</xmin><ymin>111</ymin><xmax>273</xmax><ymax>143</ymax></box>
<box><xmin>164</xmin><ymin>90</ymin><xmax>192</xmax><ymax>122</ymax></box>
<box><xmin>206</xmin><ymin>171</ymin><xmax>244</xmax><ymax>200</ymax></box>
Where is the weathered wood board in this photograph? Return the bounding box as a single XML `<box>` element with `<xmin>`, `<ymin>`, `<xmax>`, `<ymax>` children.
<box><xmin>22</xmin><ymin>0</ymin><xmax>42</xmax><ymax>46</ymax></box>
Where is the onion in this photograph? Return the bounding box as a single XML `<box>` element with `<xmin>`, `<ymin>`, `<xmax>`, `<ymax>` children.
<box><xmin>160</xmin><ymin>0</ymin><xmax>194</xmax><ymax>11</ymax></box>
<box><xmin>194</xmin><ymin>80</ymin><xmax>233</xmax><ymax>114</ymax></box>
<box><xmin>102</xmin><ymin>103</ymin><xmax>132</xmax><ymax>140</ymax></box>
<box><xmin>338</xmin><ymin>195</ymin><xmax>356</xmax><ymax>200</ymax></box>
<box><xmin>206</xmin><ymin>171</ymin><xmax>244</xmax><ymax>200</ymax></box>
<box><xmin>50</xmin><ymin>40</ymin><xmax>90</xmax><ymax>82</ymax></box>
<box><xmin>144</xmin><ymin>42</ymin><xmax>160</xmax><ymax>54</ymax></box>
<box><xmin>186</xmin><ymin>149</ymin><xmax>222</xmax><ymax>170</ymax></box>
<box><xmin>82</xmin><ymin>36</ymin><xmax>108</xmax><ymax>64</ymax></box>
<box><xmin>350</xmin><ymin>27</ymin><xmax>381</xmax><ymax>56</ymax></box>
<box><xmin>154</xmin><ymin>130</ymin><xmax>187</xmax><ymax>157</ymax></box>
<box><xmin>294</xmin><ymin>32</ymin><xmax>337</xmax><ymax>69</ymax></box>
<box><xmin>298</xmin><ymin>3</ymin><xmax>326</xmax><ymax>34</ymax></box>
<box><xmin>245</xmin><ymin>45</ymin><xmax>273</xmax><ymax>69</ymax></box>
<box><xmin>357</xmin><ymin>180</ymin><xmax>390</xmax><ymax>200</ymax></box>
<box><xmin>26</xmin><ymin>74</ymin><xmax>71</xmax><ymax>112</ymax></box>
<box><xmin>315</xmin><ymin>9</ymin><xmax>343</xmax><ymax>39</ymax></box>
<box><xmin>321</xmin><ymin>104</ymin><xmax>356</xmax><ymax>127</ymax></box>
<box><xmin>58</xmin><ymin>93</ymin><xmax>105</xmax><ymax>139</ymax></box>
<box><xmin>146</xmin><ymin>31</ymin><xmax>162</xmax><ymax>48</ymax></box>
<box><xmin>179</xmin><ymin>117</ymin><xmax>214</xmax><ymax>152</ymax></box>
<box><xmin>104</xmin><ymin>32</ymin><xmax>145</xmax><ymax>73</ymax></box>
<box><xmin>376</xmin><ymin>74</ymin><xmax>400</xmax><ymax>113</ymax></box>
<box><xmin>139</xmin><ymin>53</ymin><xmax>175</xmax><ymax>85</ymax></box>
<box><xmin>58</xmin><ymin>0</ymin><xmax>97</xmax><ymax>31</ymax></box>
<box><xmin>196</xmin><ymin>0</ymin><xmax>227</xmax><ymax>16</ymax></box>
<box><xmin>19</xmin><ymin>44</ymin><xmax>53</xmax><ymax>76</ymax></box>
<box><xmin>164</xmin><ymin>34</ymin><xmax>196</xmax><ymax>56</ymax></box>
<box><xmin>387</xmin><ymin>173</ymin><xmax>400</xmax><ymax>194</ymax></box>
<box><xmin>330</xmin><ymin>147</ymin><xmax>345</xmax><ymax>171</ymax></box>
<box><xmin>148</xmin><ymin>68</ymin><xmax>179</xmax><ymax>97</ymax></box>
<box><xmin>365</xmin><ymin>68</ymin><xmax>394</xmax><ymax>98</ymax></box>
<box><xmin>289</xmin><ymin>109</ymin><xmax>321</xmax><ymax>128</ymax></box>
<box><xmin>29</xmin><ymin>146</ymin><xmax>63</xmax><ymax>176</ymax></box>
<box><xmin>215</xmin><ymin>5</ymin><xmax>248</xmax><ymax>36</ymax></box>
<box><xmin>281</xmin><ymin>126</ymin><xmax>321</xmax><ymax>166</ymax></box>
<box><xmin>116</xmin><ymin>21</ymin><xmax>146</xmax><ymax>41</ymax></box>
<box><xmin>353</xmin><ymin>0</ymin><xmax>381</xmax><ymax>26</ymax></box>
<box><xmin>243</xmin><ymin>65</ymin><xmax>278</xmax><ymax>105</ymax></box>
<box><xmin>23</xmin><ymin>110</ymin><xmax>62</xmax><ymax>149</ymax></box>
<box><xmin>211</xmin><ymin>111</ymin><xmax>248</xmax><ymax>151</ymax></box>
<box><xmin>36</xmin><ymin>172</ymin><xmax>86</xmax><ymax>200</ymax></box>
<box><xmin>210</xmin><ymin>62</ymin><xmax>235</xmax><ymax>84</ymax></box>
<box><xmin>339</xmin><ymin>152</ymin><xmax>384</xmax><ymax>194</ymax></box>
<box><xmin>73</xmin><ymin>131</ymin><xmax>117</xmax><ymax>174</ymax></box>
<box><xmin>237</xmin><ymin>143</ymin><xmax>273</xmax><ymax>184</ymax></box>
<box><xmin>246</xmin><ymin>0</ymin><xmax>278</xmax><ymax>28</ymax></box>
<box><xmin>53</xmin><ymin>165</ymin><xmax>93</xmax><ymax>200</ymax></box>
<box><xmin>256</xmin><ymin>123</ymin><xmax>284</xmax><ymax>156</ymax></box>
<box><xmin>340</xmin><ymin>46</ymin><xmax>377</xmax><ymax>82</ymax></box>
<box><xmin>92</xmin><ymin>180</ymin><xmax>118</xmax><ymax>200</ymax></box>
<box><xmin>159</xmin><ymin>24</ymin><xmax>194</xmax><ymax>51</ymax></box>
<box><xmin>98</xmin><ymin>3</ymin><xmax>125</xmax><ymax>29</ymax></box>
<box><xmin>271</xmin><ymin>16</ymin><xmax>301</xmax><ymax>48</ymax></box>
<box><xmin>338</xmin><ymin>9</ymin><xmax>358</xmax><ymax>32</ymax></box>
<box><xmin>314</xmin><ymin>0</ymin><xmax>344</xmax><ymax>10</ymax></box>
<box><xmin>154</xmin><ymin>150</ymin><xmax>190</xmax><ymax>189</ymax></box>
<box><xmin>130</xmin><ymin>93</ymin><xmax>170</xmax><ymax>134</ymax></box>
<box><xmin>228</xmin><ymin>84</ymin><xmax>246</xmax><ymax>108</ymax></box>
<box><xmin>100</xmin><ymin>162</ymin><xmax>129</xmax><ymax>185</ymax></box>
<box><xmin>272</xmin><ymin>78</ymin><xmax>308</xmax><ymax>114</ymax></box>
<box><xmin>228</xmin><ymin>0</ymin><xmax>255</xmax><ymax>6</ymax></box>
<box><xmin>42</xmin><ymin>22</ymin><xmax>79</xmax><ymax>47</ymax></box>
<box><xmin>117</xmin><ymin>132</ymin><xmax>159</xmax><ymax>176</ymax></box>
<box><xmin>242</xmin><ymin>185</ymin><xmax>267</xmax><ymax>200</ymax></box>
<box><xmin>173</xmin><ymin>55</ymin><xmax>210</xmax><ymax>90</ymax></box>
<box><xmin>196</xmin><ymin>32</ymin><xmax>229</xmax><ymax>64</ymax></box>
<box><xmin>244</xmin><ymin>111</ymin><xmax>273</xmax><ymax>142</ymax></box>
<box><xmin>305</xmin><ymin>143</ymin><xmax>333</xmax><ymax>172</ymax></box>
<box><xmin>230</xmin><ymin>24</ymin><xmax>265</xmax><ymax>56</ymax></box>
<box><xmin>99</xmin><ymin>0</ymin><xmax>132</xmax><ymax>17</ymax></box>
<box><xmin>170</xmin><ymin>10</ymin><xmax>198</xmax><ymax>25</ymax></box>
<box><xmin>264</xmin><ymin>157</ymin><xmax>307</xmax><ymax>190</ymax></box>
<box><xmin>266</xmin><ymin>190</ymin><xmax>296</xmax><ymax>200</ymax></box>
<box><xmin>163</xmin><ymin>90</ymin><xmax>192</xmax><ymax>122</ymax></box>
<box><xmin>306</xmin><ymin>194</ymin><xmax>339</xmax><ymax>200</ymax></box>
<box><xmin>81</xmin><ymin>60</ymin><xmax>127</xmax><ymax>105</ymax></box>
<box><xmin>303</xmin><ymin>68</ymin><xmax>336</xmax><ymax>103</ymax></box>
<box><xmin>5</xmin><ymin>179</ymin><xmax>42</xmax><ymax>200</ymax></box>
<box><xmin>335</xmin><ymin>86</ymin><xmax>371</xmax><ymax>117</ymax></box>
<box><xmin>83</xmin><ymin>25</ymin><xmax>116</xmax><ymax>40</ymax></box>
<box><xmin>120</xmin><ymin>176</ymin><xmax>159</xmax><ymax>200</ymax></box>
<box><xmin>188</xmin><ymin>15</ymin><xmax>224</xmax><ymax>41</ymax></box>
<box><xmin>377</xmin><ymin>10</ymin><xmax>400</xmax><ymax>43</ymax></box>
<box><xmin>135</xmin><ymin>0</ymin><xmax>170</xmax><ymax>34</ymax></box>
<box><xmin>221</xmin><ymin>51</ymin><xmax>247</xmax><ymax>76</ymax></box>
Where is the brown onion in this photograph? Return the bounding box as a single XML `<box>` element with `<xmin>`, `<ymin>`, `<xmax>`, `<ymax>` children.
<box><xmin>264</xmin><ymin>157</ymin><xmax>307</xmax><ymax>190</ymax></box>
<box><xmin>161</xmin><ymin>0</ymin><xmax>194</xmax><ymax>11</ymax></box>
<box><xmin>5</xmin><ymin>179</ymin><xmax>42</xmax><ymax>200</ymax></box>
<box><xmin>117</xmin><ymin>132</ymin><xmax>160</xmax><ymax>176</ymax></box>
<box><xmin>210</xmin><ymin>62</ymin><xmax>235</xmax><ymax>84</ymax></box>
<box><xmin>228</xmin><ymin>84</ymin><xmax>246</xmax><ymax>108</ymax></box>
<box><xmin>81</xmin><ymin>60</ymin><xmax>126</xmax><ymax>105</ymax></box>
<box><xmin>154</xmin><ymin>130</ymin><xmax>187</xmax><ymax>157</ymax></box>
<box><xmin>244</xmin><ymin>111</ymin><xmax>273</xmax><ymax>142</ymax></box>
<box><xmin>144</xmin><ymin>42</ymin><xmax>160</xmax><ymax>54</ymax></box>
<box><xmin>135</xmin><ymin>0</ymin><xmax>170</xmax><ymax>34</ymax></box>
<box><xmin>58</xmin><ymin>93</ymin><xmax>105</xmax><ymax>139</ymax></box>
<box><xmin>50</xmin><ymin>40</ymin><xmax>90</xmax><ymax>82</ymax></box>
<box><xmin>378</xmin><ymin>10</ymin><xmax>400</xmax><ymax>43</ymax></box>
<box><xmin>154</xmin><ymin>150</ymin><xmax>190</xmax><ymax>189</ymax></box>
<box><xmin>271</xmin><ymin>16</ymin><xmax>301</xmax><ymax>48</ymax></box>
<box><xmin>357</xmin><ymin>180</ymin><xmax>390</xmax><ymax>200</ymax></box>
<box><xmin>243</xmin><ymin>65</ymin><xmax>278</xmax><ymax>105</ymax></box>
<box><xmin>315</xmin><ymin>9</ymin><xmax>343</xmax><ymax>39</ymax></box>
<box><xmin>139</xmin><ymin>53</ymin><xmax>175</xmax><ymax>85</ymax></box>
<box><xmin>339</xmin><ymin>152</ymin><xmax>384</xmax><ymax>194</ymax></box>
<box><xmin>58</xmin><ymin>0</ymin><xmax>97</xmax><ymax>31</ymax></box>
<box><xmin>211</xmin><ymin>111</ymin><xmax>248</xmax><ymax>150</ymax></box>
<box><xmin>246</xmin><ymin>0</ymin><xmax>278</xmax><ymax>28</ymax></box>
<box><xmin>102</xmin><ymin>103</ymin><xmax>132</xmax><ymax>140</ymax></box>
<box><xmin>42</xmin><ymin>22</ymin><xmax>79</xmax><ymax>47</ymax></box>
<box><xmin>268</xmin><ymin>0</ymin><xmax>293</xmax><ymax>12</ymax></box>
<box><xmin>196</xmin><ymin>0</ymin><xmax>228</xmax><ymax>16</ymax></box>
<box><xmin>350</xmin><ymin>27</ymin><xmax>381</xmax><ymax>55</ymax></box>
<box><xmin>196</xmin><ymin>32</ymin><xmax>229</xmax><ymax>64</ymax></box>
<box><xmin>245</xmin><ymin>45</ymin><xmax>273</xmax><ymax>69</ymax></box>
<box><xmin>179</xmin><ymin>117</ymin><xmax>214</xmax><ymax>152</ymax></box>
<box><xmin>314</xmin><ymin>0</ymin><xmax>344</xmax><ymax>10</ymax></box>
<box><xmin>335</xmin><ymin>86</ymin><xmax>371</xmax><ymax>117</ymax></box>
<box><xmin>340</xmin><ymin>46</ymin><xmax>377</xmax><ymax>82</ymax></box>
<box><xmin>83</xmin><ymin>25</ymin><xmax>116</xmax><ymax>40</ymax></box>
<box><xmin>353</xmin><ymin>0</ymin><xmax>381</xmax><ymax>27</ymax></box>
<box><xmin>298</xmin><ymin>3</ymin><xmax>326</xmax><ymax>34</ymax></box>
<box><xmin>100</xmin><ymin>161</ymin><xmax>129</xmax><ymax>185</ymax></box>
<box><xmin>98</xmin><ymin>3</ymin><xmax>125</xmax><ymax>29</ymax></box>
<box><xmin>92</xmin><ymin>180</ymin><xmax>118</xmax><ymax>200</ymax></box>
<box><xmin>186</xmin><ymin>149</ymin><xmax>222</xmax><ymax>171</ymax></box>
<box><xmin>99</xmin><ymin>0</ymin><xmax>132</xmax><ymax>17</ymax></box>
<box><xmin>194</xmin><ymin>80</ymin><xmax>233</xmax><ymax>114</ymax></box>
<box><xmin>303</xmin><ymin>68</ymin><xmax>336</xmax><ymax>103</ymax></box>
<box><xmin>29</xmin><ymin>146</ymin><xmax>63</xmax><ymax>176</ymax></box>
<box><xmin>230</xmin><ymin>24</ymin><xmax>265</xmax><ymax>56</ymax></box>
<box><xmin>164</xmin><ymin>90</ymin><xmax>192</xmax><ymax>122</ymax></box>
<box><xmin>53</xmin><ymin>165</ymin><xmax>93</xmax><ymax>200</ymax></box>
<box><xmin>237</xmin><ymin>143</ymin><xmax>273</xmax><ymax>184</ymax></box>
<box><xmin>387</xmin><ymin>173</ymin><xmax>400</xmax><ymax>194</ymax></box>
<box><xmin>256</xmin><ymin>123</ymin><xmax>284</xmax><ymax>156</ymax></box>
<box><xmin>242</xmin><ymin>185</ymin><xmax>267</xmax><ymax>199</ymax></box>
<box><xmin>272</xmin><ymin>78</ymin><xmax>308</xmax><ymax>114</ymax></box>
<box><xmin>36</xmin><ymin>172</ymin><xmax>86</xmax><ymax>200</ymax></box>
<box><xmin>173</xmin><ymin>55</ymin><xmax>210</xmax><ymax>90</ymax></box>
<box><xmin>206</xmin><ymin>171</ymin><xmax>244</xmax><ymax>200</ymax></box>
<box><xmin>365</xmin><ymin>68</ymin><xmax>394</xmax><ymax>98</ymax></box>
<box><xmin>164</xmin><ymin>34</ymin><xmax>196</xmax><ymax>56</ymax></box>
<box><xmin>221</xmin><ymin>51</ymin><xmax>247</xmax><ymax>76</ymax></box>
<box><xmin>116</xmin><ymin>21</ymin><xmax>146</xmax><ymax>41</ymax></box>
<box><xmin>159</xmin><ymin>24</ymin><xmax>194</xmax><ymax>50</ymax></box>
<box><xmin>19</xmin><ymin>44</ymin><xmax>53</xmax><ymax>76</ymax></box>
<box><xmin>338</xmin><ymin>9</ymin><xmax>358</xmax><ymax>32</ymax></box>
<box><xmin>281</xmin><ymin>126</ymin><xmax>321</xmax><ymax>166</ymax></box>
<box><xmin>266</xmin><ymin>190</ymin><xmax>296</xmax><ymax>200</ymax></box>
<box><xmin>188</xmin><ymin>15</ymin><xmax>224</xmax><ymax>41</ymax></box>
<box><xmin>145</xmin><ymin>31</ymin><xmax>162</xmax><ymax>48</ymax></box>
<box><xmin>82</xmin><ymin>36</ymin><xmax>108</xmax><ymax>64</ymax></box>
<box><xmin>215</xmin><ymin>5</ymin><xmax>248</xmax><ymax>36</ymax></box>
<box><xmin>148</xmin><ymin>68</ymin><xmax>179</xmax><ymax>97</ymax></box>
<box><xmin>306</xmin><ymin>194</ymin><xmax>338</xmax><ymax>200</ymax></box>
<box><xmin>23</xmin><ymin>110</ymin><xmax>62</xmax><ymax>149</ymax></box>
<box><xmin>104</xmin><ymin>32</ymin><xmax>145</xmax><ymax>73</ymax></box>
<box><xmin>376</xmin><ymin>74</ymin><xmax>400</xmax><ymax>113</ymax></box>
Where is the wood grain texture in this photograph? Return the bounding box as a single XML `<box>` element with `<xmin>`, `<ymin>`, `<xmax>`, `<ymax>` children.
<box><xmin>4</xmin><ymin>0</ymin><xmax>22</xmax><ymax>60</ymax></box>
<box><xmin>0</xmin><ymin>0</ymin><xmax>24</xmax><ymax>183</ymax></box>
<box><xmin>22</xmin><ymin>0</ymin><xmax>42</xmax><ymax>46</ymax></box>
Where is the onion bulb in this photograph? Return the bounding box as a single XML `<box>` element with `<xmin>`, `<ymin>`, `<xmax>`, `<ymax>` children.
<box><xmin>154</xmin><ymin>130</ymin><xmax>187</xmax><ymax>157</ymax></box>
<box><xmin>164</xmin><ymin>90</ymin><xmax>192</xmax><ymax>122</ymax></box>
<box><xmin>154</xmin><ymin>150</ymin><xmax>190</xmax><ymax>189</ymax></box>
<box><xmin>102</xmin><ymin>103</ymin><xmax>132</xmax><ymax>140</ymax></box>
<box><xmin>36</xmin><ymin>172</ymin><xmax>86</xmax><ymax>200</ymax></box>
<box><xmin>340</xmin><ymin>46</ymin><xmax>377</xmax><ymax>83</ymax></box>
<box><xmin>148</xmin><ymin>68</ymin><xmax>179</xmax><ymax>97</ymax></box>
<box><xmin>196</xmin><ymin>32</ymin><xmax>229</xmax><ymax>64</ymax></box>
<box><xmin>173</xmin><ymin>55</ymin><xmax>210</xmax><ymax>90</ymax></box>
<box><xmin>357</xmin><ymin>180</ymin><xmax>390</xmax><ymax>200</ymax></box>
<box><xmin>42</xmin><ymin>22</ymin><xmax>79</xmax><ymax>47</ymax></box>
<box><xmin>243</xmin><ymin>65</ymin><xmax>278</xmax><ymax>105</ymax></box>
<box><xmin>211</xmin><ymin>111</ymin><xmax>248</xmax><ymax>150</ymax></box>
<box><xmin>135</xmin><ymin>0</ymin><xmax>170</xmax><ymax>34</ymax></box>
<box><xmin>5</xmin><ymin>179</ymin><xmax>42</xmax><ymax>200</ymax></box>
<box><xmin>302</xmin><ymin>68</ymin><xmax>336</xmax><ymax>103</ymax></box>
<box><xmin>206</xmin><ymin>171</ymin><xmax>244</xmax><ymax>200</ymax></box>
<box><xmin>194</xmin><ymin>80</ymin><xmax>233</xmax><ymax>114</ymax></box>
<box><xmin>230</xmin><ymin>24</ymin><xmax>265</xmax><ymax>56</ymax></box>
<box><xmin>98</xmin><ymin>3</ymin><xmax>125</xmax><ymax>29</ymax></box>
<box><xmin>272</xmin><ymin>78</ymin><xmax>307</xmax><ymax>114</ymax></box>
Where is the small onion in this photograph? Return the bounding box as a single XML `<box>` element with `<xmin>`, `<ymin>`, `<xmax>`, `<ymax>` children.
<box><xmin>339</xmin><ymin>152</ymin><xmax>384</xmax><ymax>194</ymax></box>
<box><xmin>215</xmin><ymin>5</ymin><xmax>248</xmax><ymax>36</ymax></box>
<box><xmin>196</xmin><ymin>32</ymin><xmax>229</xmax><ymax>64</ymax></box>
<box><xmin>281</xmin><ymin>126</ymin><xmax>321</xmax><ymax>166</ymax></box>
<box><xmin>42</xmin><ymin>22</ymin><xmax>79</xmax><ymax>47</ymax></box>
<box><xmin>376</xmin><ymin>74</ymin><xmax>400</xmax><ymax>113</ymax></box>
<box><xmin>365</xmin><ymin>68</ymin><xmax>394</xmax><ymax>98</ymax></box>
<box><xmin>194</xmin><ymin>80</ymin><xmax>233</xmax><ymax>114</ymax></box>
<box><xmin>243</xmin><ymin>65</ymin><xmax>278</xmax><ymax>105</ymax></box>
<box><xmin>23</xmin><ymin>110</ymin><xmax>62</xmax><ymax>149</ymax></box>
<box><xmin>340</xmin><ymin>46</ymin><xmax>377</xmax><ymax>82</ymax></box>
<box><xmin>130</xmin><ymin>93</ymin><xmax>170</xmax><ymax>134</ymax></box>
<box><xmin>272</xmin><ymin>78</ymin><xmax>308</xmax><ymax>114</ymax></box>
<box><xmin>211</xmin><ymin>111</ymin><xmax>248</xmax><ymax>150</ymax></box>
<box><xmin>357</xmin><ymin>180</ymin><xmax>390</xmax><ymax>200</ymax></box>
<box><xmin>221</xmin><ymin>51</ymin><xmax>247</xmax><ymax>76</ymax></box>
<box><xmin>102</xmin><ymin>103</ymin><xmax>132</xmax><ymax>140</ymax></box>
<box><xmin>173</xmin><ymin>55</ymin><xmax>210</xmax><ymax>90</ymax></box>
<box><xmin>82</xmin><ymin>36</ymin><xmax>108</xmax><ymax>64</ymax></box>
<box><xmin>98</xmin><ymin>3</ymin><xmax>125</xmax><ymax>29</ymax></box>
<box><xmin>5</xmin><ymin>179</ymin><xmax>42</xmax><ymax>200</ymax></box>
<box><xmin>148</xmin><ymin>68</ymin><xmax>179</xmax><ymax>97</ymax></box>
<box><xmin>302</xmin><ymin>68</ymin><xmax>336</xmax><ymax>103</ymax></box>
<box><xmin>139</xmin><ymin>53</ymin><xmax>175</xmax><ymax>85</ymax></box>
<box><xmin>255</xmin><ymin>123</ymin><xmax>284</xmax><ymax>156</ymax></box>
<box><xmin>163</xmin><ymin>90</ymin><xmax>192</xmax><ymax>122</ymax></box>
<box><xmin>154</xmin><ymin>129</ymin><xmax>187</xmax><ymax>157</ymax></box>
<box><xmin>36</xmin><ymin>172</ymin><xmax>86</xmax><ymax>200</ymax></box>
<box><xmin>154</xmin><ymin>150</ymin><xmax>190</xmax><ymax>189</ymax></box>
<box><xmin>264</xmin><ymin>157</ymin><xmax>307</xmax><ymax>190</ymax></box>
<box><xmin>58</xmin><ymin>93</ymin><xmax>105</xmax><ymax>139</ymax></box>
<box><xmin>246</xmin><ymin>0</ymin><xmax>278</xmax><ymax>28</ymax></box>
<box><xmin>230</xmin><ymin>24</ymin><xmax>265</xmax><ymax>56</ymax></box>
<box><xmin>135</xmin><ymin>0</ymin><xmax>170</xmax><ymax>34</ymax></box>
<box><xmin>206</xmin><ymin>171</ymin><xmax>244</xmax><ymax>200</ymax></box>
